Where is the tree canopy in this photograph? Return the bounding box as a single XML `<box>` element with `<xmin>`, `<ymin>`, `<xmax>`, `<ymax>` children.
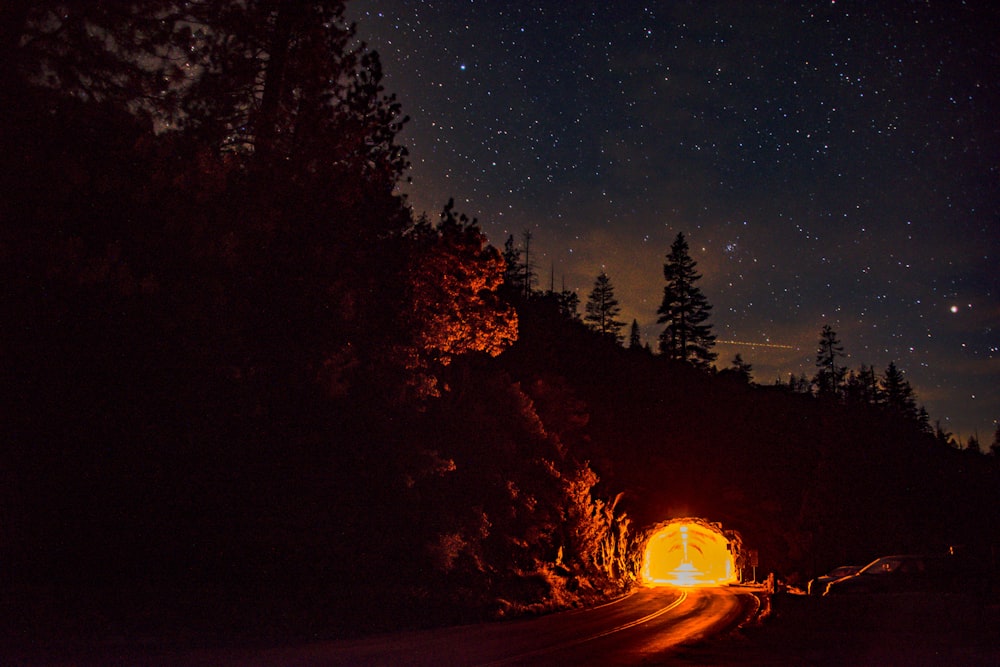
<box><xmin>0</xmin><ymin>1</ymin><xmax>631</xmax><ymax>636</ymax></box>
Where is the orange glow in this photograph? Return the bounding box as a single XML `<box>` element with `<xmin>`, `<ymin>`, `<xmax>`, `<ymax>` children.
<box><xmin>641</xmin><ymin>519</ymin><xmax>738</xmax><ymax>587</ymax></box>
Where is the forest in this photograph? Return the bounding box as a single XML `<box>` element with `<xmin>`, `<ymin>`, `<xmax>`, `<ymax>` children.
<box><xmin>2</xmin><ymin>1</ymin><xmax>998</xmax><ymax>642</ymax></box>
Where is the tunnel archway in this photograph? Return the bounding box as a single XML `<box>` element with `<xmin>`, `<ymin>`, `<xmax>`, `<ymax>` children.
<box><xmin>641</xmin><ymin>518</ymin><xmax>739</xmax><ymax>587</ymax></box>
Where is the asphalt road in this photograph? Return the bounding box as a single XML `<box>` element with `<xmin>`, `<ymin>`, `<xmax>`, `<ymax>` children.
<box><xmin>141</xmin><ymin>585</ymin><xmax>760</xmax><ymax>666</ymax></box>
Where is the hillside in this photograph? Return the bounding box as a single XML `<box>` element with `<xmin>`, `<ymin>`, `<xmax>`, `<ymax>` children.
<box><xmin>503</xmin><ymin>296</ymin><xmax>1000</xmax><ymax>585</ymax></box>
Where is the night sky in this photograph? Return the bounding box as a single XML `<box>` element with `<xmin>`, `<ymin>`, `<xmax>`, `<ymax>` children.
<box><xmin>348</xmin><ymin>1</ymin><xmax>999</xmax><ymax>443</ymax></box>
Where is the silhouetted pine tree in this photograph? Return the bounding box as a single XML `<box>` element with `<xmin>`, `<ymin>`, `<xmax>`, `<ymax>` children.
<box><xmin>180</xmin><ymin>1</ymin><xmax>408</xmax><ymax>182</ymax></box>
<box><xmin>812</xmin><ymin>325</ymin><xmax>845</xmax><ymax>397</ymax></box>
<box><xmin>916</xmin><ymin>406</ymin><xmax>932</xmax><ymax>433</ymax></box>
<box><xmin>934</xmin><ymin>420</ymin><xmax>957</xmax><ymax>448</ymax></box>
<box><xmin>584</xmin><ymin>272</ymin><xmax>626</xmax><ymax>343</ymax></box>
<box><xmin>844</xmin><ymin>364</ymin><xmax>881</xmax><ymax>406</ymax></box>
<box><xmin>502</xmin><ymin>235</ymin><xmax>523</xmax><ymax>292</ymax></box>
<box><xmin>500</xmin><ymin>231</ymin><xmax>538</xmax><ymax>299</ymax></box>
<box><xmin>656</xmin><ymin>232</ymin><xmax>716</xmax><ymax>368</ymax></box>
<box><xmin>520</xmin><ymin>230</ymin><xmax>538</xmax><ymax>299</ymax></box>
<box><xmin>726</xmin><ymin>353</ymin><xmax>753</xmax><ymax>384</ymax></box>
<box><xmin>556</xmin><ymin>289</ymin><xmax>581</xmax><ymax>320</ymax></box>
<box><xmin>0</xmin><ymin>1</ymin><xmax>188</xmax><ymax>114</ymax></box>
<box><xmin>628</xmin><ymin>319</ymin><xmax>642</xmax><ymax>349</ymax></box>
<box><xmin>881</xmin><ymin>361</ymin><xmax>918</xmax><ymax>422</ymax></box>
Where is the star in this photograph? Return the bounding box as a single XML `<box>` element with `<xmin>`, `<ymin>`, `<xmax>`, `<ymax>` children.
<box><xmin>351</xmin><ymin>0</ymin><xmax>1000</xmax><ymax>441</ymax></box>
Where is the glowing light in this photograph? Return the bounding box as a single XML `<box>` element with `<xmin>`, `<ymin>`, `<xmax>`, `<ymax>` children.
<box><xmin>950</xmin><ymin>305</ymin><xmax>959</xmax><ymax>313</ymax></box>
<box><xmin>642</xmin><ymin>519</ymin><xmax>738</xmax><ymax>587</ymax></box>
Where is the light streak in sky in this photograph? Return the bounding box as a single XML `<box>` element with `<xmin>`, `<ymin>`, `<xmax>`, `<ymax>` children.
<box><xmin>716</xmin><ymin>339</ymin><xmax>797</xmax><ymax>350</ymax></box>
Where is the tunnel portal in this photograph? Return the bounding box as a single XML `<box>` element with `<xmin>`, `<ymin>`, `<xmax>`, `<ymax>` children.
<box><xmin>641</xmin><ymin>518</ymin><xmax>739</xmax><ymax>587</ymax></box>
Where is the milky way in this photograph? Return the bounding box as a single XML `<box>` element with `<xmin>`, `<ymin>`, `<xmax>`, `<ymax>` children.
<box><xmin>350</xmin><ymin>0</ymin><xmax>1000</xmax><ymax>442</ymax></box>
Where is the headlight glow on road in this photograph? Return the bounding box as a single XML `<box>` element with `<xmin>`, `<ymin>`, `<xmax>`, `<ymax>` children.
<box><xmin>641</xmin><ymin>518</ymin><xmax>738</xmax><ymax>587</ymax></box>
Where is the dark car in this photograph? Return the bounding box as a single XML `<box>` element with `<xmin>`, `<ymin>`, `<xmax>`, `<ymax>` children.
<box><xmin>823</xmin><ymin>554</ymin><xmax>968</xmax><ymax>595</ymax></box>
<box><xmin>807</xmin><ymin>565</ymin><xmax>862</xmax><ymax>596</ymax></box>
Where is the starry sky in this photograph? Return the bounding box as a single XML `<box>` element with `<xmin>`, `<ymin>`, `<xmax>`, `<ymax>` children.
<box><xmin>348</xmin><ymin>1</ymin><xmax>999</xmax><ymax>443</ymax></box>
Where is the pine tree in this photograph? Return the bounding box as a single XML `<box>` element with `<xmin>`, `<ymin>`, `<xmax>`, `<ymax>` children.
<box><xmin>656</xmin><ymin>233</ymin><xmax>716</xmax><ymax>368</ymax></box>
<box><xmin>500</xmin><ymin>231</ymin><xmax>537</xmax><ymax>299</ymax></box>
<box><xmin>844</xmin><ymin>364</ymin><xmax>880</xmax><ymax>405</ymax></box>
<box><xmin>843</xmin><ymin>370</ymin><xmax>861</xmax><ymax>403</ymax></box>
<box><xmin>727</xmin><ymin>353</ymin><xmax>753</xmax><ymax>383</ymax></box>
<box><xmin>881</xmin><ymin>361</ymin><xmax>918</xmax><ymax>421</ymax></box>
<box><xmin>502</xmin><ymin>235</ymin><xmax>522</xmax><ymax>293</ymax></box>
<box><xmin>934</xmin><ymin>420</ymin><xmax>957</xmax><ymax>448</ymax></box>
<box><xmin>990</xmin><ymin>423</ymin><xmax>1000</xmax><ymax>457</ymax></box>
<box><xmin>179</xmin><ymin>1</ymin><xmax>409</xmax><ymax>184</ymax></box>
<box><xmin>812</xmin><ymin>325</ymin><xmax>845</xmax><ymax>397</ymax></box>
<box><xmin>584</xmin><ymin>272</ymin><xmax>626</xmax><ymax>343</ymax></box>
<box><xmin>557</xmin><ymin>289</ymin><xmax>581</xmax><ymax>320</ymax></box>
<box><xmin>520</xmin><ymin>230</ymin><xmax>537</xmax><ymax>299</ymax></box>
<box><xmin>628</xmin><ymin>319</ymin><xmax>642</xmax><ymax>349</ymax></box>
<box><xmin>2</xmin><ymin>2</ymin><xmax>188</xmax><ymax>113</ymax></box>
<box><xmin>917</xmin><ymin>406</ymin><xmax>932</xmax><ymax>433</ymax></box>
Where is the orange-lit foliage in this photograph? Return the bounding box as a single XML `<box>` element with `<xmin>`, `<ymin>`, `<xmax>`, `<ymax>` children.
<box><xmin>641</xmin><ymin>518</ymin><xmax>737</xmax><ymax>587</ymax></box>
<box><xmin>408</xmin><ymin>231</ymin><xmax>516</xmax><ymax>362</ymax></box>
<box><xmin>398</xmin><ymin>201</ymin><xmax>519</xmax><ymax>397</ymax></box>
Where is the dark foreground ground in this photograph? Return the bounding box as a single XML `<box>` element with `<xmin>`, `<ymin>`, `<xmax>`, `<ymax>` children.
<box><xmin>3</xmin><ymin>589</ymin><xmax>999</xmax><ymax>665</ymax></box>
<box><xmin>672</xmin><ymin>590</ymin><xmax>1000</xmax><ymax>666</ymax></box>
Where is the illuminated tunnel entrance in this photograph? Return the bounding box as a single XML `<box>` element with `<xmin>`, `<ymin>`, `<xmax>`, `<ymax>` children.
<box><xmin>641</xmin><ymin>518</ymin><xmax>739</xmax><ymax>587</ymax></box>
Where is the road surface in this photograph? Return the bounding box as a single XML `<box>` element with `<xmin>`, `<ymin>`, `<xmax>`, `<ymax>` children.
<box><xmin>142</xmin><ymin>585</ymin><xmax>760</xmax><ymax>666</ymax></box>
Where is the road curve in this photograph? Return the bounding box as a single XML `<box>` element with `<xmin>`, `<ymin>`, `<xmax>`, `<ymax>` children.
<box><xmin>147</xmin><ymin>585</ymin><xmax>760</xmax><ymax>666</ymax></box>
